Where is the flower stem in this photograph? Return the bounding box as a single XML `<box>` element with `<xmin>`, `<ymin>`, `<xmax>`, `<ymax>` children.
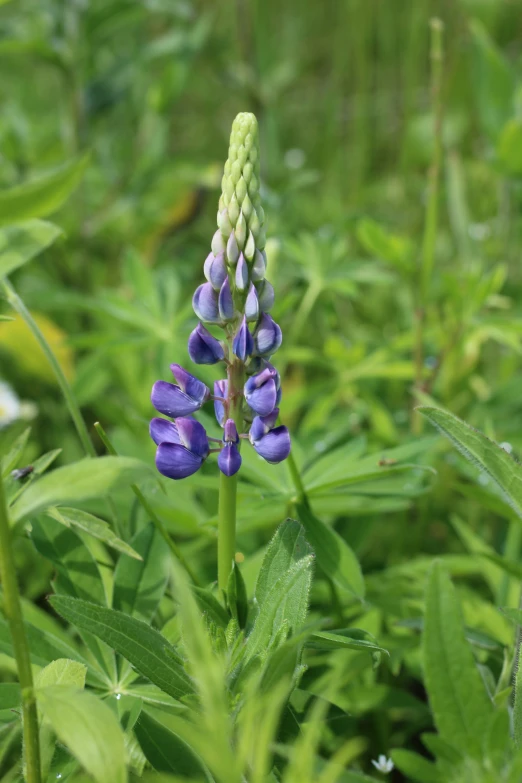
<box><xmin>217</xmin><ymin>359</ymin><xmax>244</xmax><ymax>592</ymax></box>
<box><xmin>1</xmin><ymin>279</ymin><xmax>95</xmax><ymax>458</ymax></box>
<box><xmin>0</xmin><ymin>472</ymin><xmax>41</xmax><ymax>783</ymax></box>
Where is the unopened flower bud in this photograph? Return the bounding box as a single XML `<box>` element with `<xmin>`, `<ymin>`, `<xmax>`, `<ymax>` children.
<box><xmin>193</xmin><ymin>283</ymin><xmax>221</xmax><ymax>323</ymax></box>
<box><xmin>218</xmin><ymin>277</ymin><xmax>235</xmax><ymax>321</ymax></box>
<box><xmin>227</xmin><ymin>232</ymin><xmax>239</xmax><ymax>266</ymax></box>
<box><xmin>233</xmin><ymin>316</ymin><xmax>254</xmax><ymax>361</ymax></box>
<box><xmin>253</xmin><ymin>313</ymin><xmax>282</xmax><ymax>356</ymax></box>
<box><xmin>235</xmin><ymin>254</ymin><xmax>249</xmax><ymax>291</ymax></box>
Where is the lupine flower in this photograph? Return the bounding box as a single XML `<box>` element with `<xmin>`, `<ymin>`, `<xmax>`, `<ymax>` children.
<box><xmin>151</xmin><ymin>417</ymin><xmax>209</xmax><ymax>479</ymax></box>
<box><xmin>218</xmin><ymin>419</ymin><xmax>242</xmax><ymax>476</ymax></box>
<box><xmin>188</xmin><ymin>323</ymin><xmax>225</xmax><ymax>365</ymax></box>
<box><xmin>149</xmin><ymin>112</ymin><xmax>291</xmax><ymax>481</ymax></box>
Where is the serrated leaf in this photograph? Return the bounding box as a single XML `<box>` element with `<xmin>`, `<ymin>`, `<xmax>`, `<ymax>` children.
<box><xmin>113</xmin><ymin>524</ymin><xmax>169</xmax><ymax>622</ymax></box>
<box><xmin>423</xmin><ymin>561</ymin><xmax>493</xmax><ymax>758</ymax></box>
<box><xmin>297</xmin><ymin>502</ymin><xmax>364</xmax><ymax>598</ymax></box>
<box><xmin>35</xmin><ymin>659</ymin><xmax>87</xmax><ymax>689</ymax></box>
<box><xmin>47</xmin><ymin>506</ymin><xmax>142</xmax><ymax>560</ymax></box>
<box><xmin>0</xmin><ymin>220</ymin><xmax>62</xmax><ymax>277</ymax></box>
<box><xmin>50</xmin><ymin>596</ymin><xmax>194</xmax><ymax>701</ymax></box>
<box><xmin>10</xmin><ymin>456</ymin><xmax>152</xmax><ymax>522</ymax></box>
<box><xmin>36</xmin><ymin>686</ymin><xmax>126</xmax><ymax>783</ymax></box>
<box><xmin>0</xmin><ymin>155</ymin><xmax>89</xmax><ymax>226</ymax></box>
<box><xmin>419</xmin><ymin>406</ymin><xmax>522</xmax><ymax>519</ymax></box>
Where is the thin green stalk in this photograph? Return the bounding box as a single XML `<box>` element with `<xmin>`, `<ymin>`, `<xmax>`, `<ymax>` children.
<box><xmin>412</xmin><ymin>18</ymin><xmax>444</xmax><ymax>435</ymax></box>
<box><xmin>0</xmin><ymin>473</ymin><xmax>41</xmax><ymax>783</ymax></box>
<box><xmin>1</xmin><ymin>279</ymin><xmax>95</xmax><ymax>458</ymax></box>
<box><xmin>93</xmin><ymin>422</ymin><xmax>200</xmax><ymax>586</ymax></box>
<box><xmin>218</xmin><ymin>360</ymin><xmax>244</xmax><ymax>592</ymax></box>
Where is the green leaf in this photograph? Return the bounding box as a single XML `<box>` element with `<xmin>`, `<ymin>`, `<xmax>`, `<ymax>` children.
<box><xmin>391</xmin><ymin>749</ymin><xmax>442</xmax><ymax>782</ymax></box>
<box><xmin>35</xmin><ymin>658</ymin><xmax>87</xmax><ymax>689</ymax></box>
<box><xmin>245</xmin><ymin>555</ymin><xmax>314</xmax><ymax>663</ymax></box>
<box><xmin>306</xmin><ymin>629</ymin><xmax>387</xmax><ymax>655</ymax></box>
<box><xmin>418</xmin><ymin>406</ymin><xmax>522</xmax><ymax>519</ymax></box>
<box><xmin>50</xmin><ymin>596</ymin><xmax>194</xmax><ymax>701</ymax></box>
<box><xmin>0</xmin><ymin>684</ymin><xmax>20</xmax><ymax>723</ymax></box>
<box><xmin>31</xmin><ymin>517</ymin><xmax>106</xmax><ymax>605</ymax></box>
<box><xmin>0</xmin><ymin>155</ymin><xmax>89</xmax><ymax>226</ymax></box>
<box><xmin>498</xmin><ymin>118</ymin><xmax>522</xmax><ymax>175</ymax></box>
<box><xmin>134</xmin><ymin>710</ymin><xmax>210</xmax><ymax>779</ymax></box>
<box><xmin>297</xmin><ymin>502</ymin><xmax>364</xmax><ymax>598</ymax></box>
<box><xmin>356</xmin><ymin>218</ymin><xmax>413</xmax><ymax>271</ymax></box>
<box><xmin>0</xmin><ymin>220</ymin><xmax>62</xmax><ymax>278</ymax></box>
<box><xmin>47</xmin><ymin>506</ymin><xmax>142</xmax><ymax>560</ymax></box>
<box><xmin>113</xmin><ymin>524</ymin><xmax>170</xmax><ymax>622</ymax></box>
<box><xmin>423</xmin><ymin>561</ymin><xmax>493</xmax><ymax>758</ymax></box>
<box><xmin>469</xmin><ymin>20</ymin><xmax>514</xmax><ymax>140</ymax></box>
<box><xmin>192</xmin><ymin>587</ymin><xmax>229</xmax><ymax>629</ymax></box>
<box><xmin>10</xmin><ymin>456</ymin><xmax>152</xmax><ymax>522</ymax></box>
<box><xmin>36</xmin><ymin>686</ymin><xmax>127</xmax><ymax>783</ymax></box>
<box><xmin>1</xmin><ymin>427</ymin><xmax>31</xmax><ymax>479</ymax></box>
<box><xmin>227</xmin><ymin>562</ymin><xmax>248</xmax><ymax>628</ymax></box>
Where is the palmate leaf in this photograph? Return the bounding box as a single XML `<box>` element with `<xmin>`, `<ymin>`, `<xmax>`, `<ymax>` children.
<box><xmin>0</xmin><ymin>220</ymin><xmax>62</xmax><ymax>277</ymax></box>
<box><xmin>50</xmin><ymin>596</ymin><xmax>194</xmax><ymax>701</ymax></box>
<box><xmin>0</xmin><ymin>155</ymin><xmax>89</xmax><ymax>226</ymax></box>
<box><xmin>423</xmin><ymin>561</ymin><xmax>493</xmax><ymax>759</ymax></box>
<box><xmin>419</xmin><ymin>406</ymin><xmax>522</xmax><ymax>519</ymax></box>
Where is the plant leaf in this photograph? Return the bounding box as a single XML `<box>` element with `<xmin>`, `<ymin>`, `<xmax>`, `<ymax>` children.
<box><xmin>113</xmin><ymin>523</ymin><xmax>170</xmax><ymax>622</ymax></box>
<box><xmin>50</xmin><ymin>596</ymin><xmax>194</xmax><ymax>701</ymax></box>
<box><xmin>418</xmin><ymin>406</ymin><xmax>522</xmax><ymax>519</ymax></box>
<box><xmin>35</xmin><ymin>658</ymin><xmax>87</xmax><ymax>689</ymax></box>
<box><xmin>0</xmin><ymin>220</ymin><xmax>62</xmax><ymax>277</ymax></box>
<box><xmin>423</xmin><ymin>561</ymin><xmax>493</xmax><ymax>758</ymax></box>
<box><xmin>134</xmin><ymin>710</ymin><xmax>211</xmax><ymax>779</ymax></box>
<box><xmin>297</xmin><ymin>502</ymin><xmax>364</xmax><ymax>598</ymax></box>
<box><xmin>0</xmin><ymin>155</ymin><xmax>89</xmax><ymax>226</ymax></box>
<box><xmin>47</xmin><ymin>506</ymin><xmax>142</xmax><ymax>560</ymax></box>
<box><xmin>391</xmin><ymin>749</ymin><xmax>442</xmax><ymax>782</ymax></box>
<box><xmin>10</xmin><ymin>456</ymin><xmax>152</xmax><ymax>522</ymax></box>
<box><xmin>36</xmin><ymin>686</ymin><xmax>127</xmax><ymax>783</ymax></box>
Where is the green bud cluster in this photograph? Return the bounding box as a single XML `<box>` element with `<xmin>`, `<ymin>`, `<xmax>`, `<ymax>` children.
<box><xmin>212</xmin><ymin>113</ymin><xmax>267</xmax><ymax>274</ymax></box>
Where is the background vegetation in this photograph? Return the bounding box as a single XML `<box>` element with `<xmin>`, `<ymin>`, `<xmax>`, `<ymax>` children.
<box><xmin>2</xmin><ymin>0</ymin><xmax>522</xmax><ymax>780</ymax></box>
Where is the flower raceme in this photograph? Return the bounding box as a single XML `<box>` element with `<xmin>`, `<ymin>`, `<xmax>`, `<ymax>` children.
<box><xmin>150</xmin><ymin>112</ymin><xmax>290</xmax><ymax>480</ymax></box>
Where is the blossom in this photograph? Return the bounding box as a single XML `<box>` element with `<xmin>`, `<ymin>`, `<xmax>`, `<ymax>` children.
<box><xmin>151</xmin><ymin>364</ymin><xmax>209</xmax><ymax>418</ymax></box>
<box><xmin>244</xmin><ymin>367</ymin><xmax>278</xmax><ymax>416</ymax></box>
<box><xmin>218</xmin><ymin>419</ymin><xmax>242</xmax><ymax>477</ymax></box>
<box><xmin>188</xmin><ymin>323</ymin><xmax>225</xmax><ymax>365</ymax></box>
<box><xmin>371</xmin><ymin>755</ymin><xmax>394</xmax><ymax>774</ymax></box>
<box><xmin>151</xmin><ymin>417</ymin><xmax>209</xmax><ymax>479</ymax></box>
<box><xmin>249</xmin><ymin>412</ymin><xmax>291</xmax><ymax>463</ymax></box>
<box><xmin>253</xmin><ymin>313</ymin><xmax>282</xmax><ymax>356</ymax></box>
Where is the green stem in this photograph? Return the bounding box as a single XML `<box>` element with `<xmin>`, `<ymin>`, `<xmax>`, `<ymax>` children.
<box><xmin>412</xmin><ymin>18</ymin><xmax>444</xmax><ymax>435</ymax></box>
<box><xmin>217</xmin><ymin>360</ymin><xmax>244</xmax><ymax>592</ymax></box>
<box><xmin>93</xmin><ymin>423</ymin><xmax>200</xmax><ymax>586</ymax></box>
<box><xmin>0</xmin><ymin>473</ymin><xmax>41</xmax><ymax>783</ymax></box>
<box><xmin>1</xmin><ymin>279</ymin><xmax>95</xmax><ymax>458</ymax></box>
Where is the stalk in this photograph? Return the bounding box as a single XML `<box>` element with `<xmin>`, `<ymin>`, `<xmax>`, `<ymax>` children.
<box><xmin>0</xmin><ymin>473</ymin><xmax>41</xmax><ymax>783</ymax></box>
<box><xmin>1</xmin><ymin>279</ymin><xmax>95</xmax><ymax>458</ymax></box>
<box><xmin>218</xmin><ymin>359</ymin><xmax>244</xmax><ymax>592</ymax></box>
<box><xmin>412</xmin><ymin>18</ymin><xmax>444</xmax><ymax>435</ymax></box>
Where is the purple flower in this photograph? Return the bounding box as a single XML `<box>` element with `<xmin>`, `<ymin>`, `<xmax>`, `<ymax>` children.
<box><xmin>218</xmin><ymin>419</ymin><xmax>242</xmax><ymax>477</ymax></box>
<box><xmin>249</xmin><ymin>414</ymin><xmax>291</xmax><ymax>464</ymax></box>
<box><xmin>233</xmin><ymin>316</ymin><xmax>254</xmax><ymax>361</ymax></box>
<box><xmin>151</xmin><ymin>416</ymin><xmax>209</xmax><ymax>479</ymax></box>
<box><xmin>244</xmin><ymin>367</ymin><xmax>278</xmax><ymax>416</ymax></box>
<box><xmin>193</xmin><ymin>283</ymin><xmax>221</xmax><ymax>323</ymax></box>
<box><xmin>188</xmin><ymin>323</ymin><xmax>225</xmax><ymax>365</ymax></box>
<box><xmin>151</xmin><ymin>364</ymin><xmax>209</xmax><ymax>418</ymax></box>
<box><xmin>204</xmin><ymin>251</ymin><xmax>228</xmax><ymax>291</ymax></box>
<box><xmin>218</xmin><ymin>277</ymin><xmax>235</xmax><ymax>321</ymax></box>
<box><xmin>214</xmin><ymin>379</ymin><xmax>228</xmax><ymax>427</ymax></box>
<box><xmin>253</xmin><ymin>313</ymin><xmax>282</xmax><ymax>356</ymax></box>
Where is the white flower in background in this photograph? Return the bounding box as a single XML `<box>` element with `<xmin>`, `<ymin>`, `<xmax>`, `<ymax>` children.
<box><xmin>0</xmin><ymin>381</ymin><xmax>37</xmax><ymax>429</ymax></box>
<box><xmin>371</xmin><ymin>754</ymin><xmax>394</xmax><ymax>774</ymax></box>
<box><xmin>0</xmin><ymin>382</ymin><xmax>21</xmax><ymax>429</ymax></box>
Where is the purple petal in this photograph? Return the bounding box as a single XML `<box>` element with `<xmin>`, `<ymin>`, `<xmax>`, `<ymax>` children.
<box><xmin>257</xmin><ymin>279</ymin><xmax>275</xmax><ymax>311</ymax></box>
<box><xmin>188</xmin><ymin>324</ymin><xmax>225</xmax><ymax>365</ymax></box>
<box><xmin>218</xmin><ymin>277</ymin><xmax>235</xmax><ymax>321</ymax></box>
<box><xmin>249</xmin><ymin>409</ymin><xmax>280</xmax><ymax>442</ymax></box>
<box><xmin>208</xmin><ymin>252</ymin><xmax>228</xmax><ymax>291</ymax></box>
<box><xmin>224</xmin><ymin>419</ymin><xmax>239</xmax><ymax>443</ymax></box>
<box><xmin>232</xmin><ymin>316</ymin><xmax>254</xmax><ymax>361</ymax></box>
<box><xmin>218</xmin><ymin>443</ymin><xmax>242</xmax><ymax>476</ymax></box>
<box><xmin>156</xmin><ymin>443</ymin><xmax>203</xmax><ymax>480</ymax></box>
<box><xmin>151</xmin><ymin>381</ymin><xmax>202</xmax><ymax>417</ymax></box>
<box><xmin>150</xmin><ymin>417</ymin><xmax>181</xmax><ymax>446</ymax></box>
<box><xmin>235</xmin><ymin>253</ymin><xmax>249</xmax><ymax>291</ymax></box>
<box><xmin>251</xmin><ymin>426</ymin><xmax>291</xmax><ymax>464</ymax></box>
<box><xmin>175</xmin><ymin>418</ymin><xmax>209</xmax><ymax>459</ymax></box>
<box><xmin>245</xmin><ymin>367</ymin><xmax>276</xmax><ymax>392</ymax></box>
<box><xmin>214</xmin><ymin>379</ymin><xmax>228</xmax><ymax>427</ymax></box>
<box><xmin>193</xmin><ymin>283</ymin><xmax>220</xmax><ymax>323</ymax></box>
<box><xmin>245</xmin><ymin>377</ymin><xmax>277</xmax><ymax>416</ymax></box>
<box><xmin>254</xmin><ymin>313</ymin><xmax>282</xmax><ymax>356</ymax></box>
<box><xmin>245</xmin><ymin>284</ymin><xmax>259</xmax><ymax>322</ymax></box>
<box><xmin>170</xmin><ymin>364</ymin><xmax>209</xmax><ymax>404</ymax></box>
